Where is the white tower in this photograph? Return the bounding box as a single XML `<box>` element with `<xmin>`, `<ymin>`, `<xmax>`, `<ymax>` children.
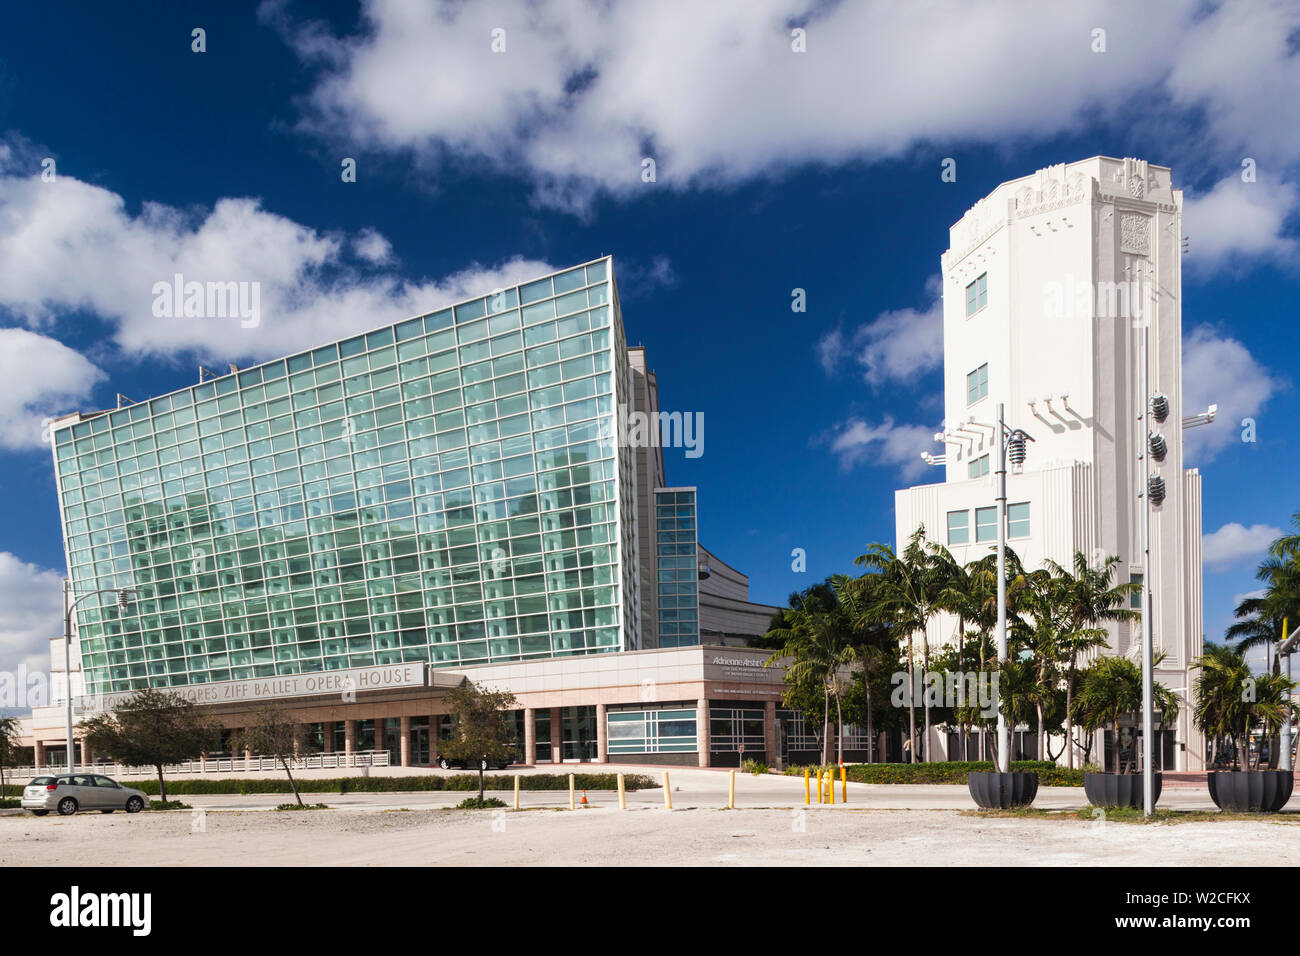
<box><xmin>895</xmin><ymin>157</ymin><xmax>1204</xmax><ymax>770</ymax></box>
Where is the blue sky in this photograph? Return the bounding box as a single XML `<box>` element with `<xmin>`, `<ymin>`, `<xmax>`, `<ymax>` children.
<box><xmin>0</xmin><ymin>0</ymin><xmax>1297</xmax><ymax>676</ymax></box>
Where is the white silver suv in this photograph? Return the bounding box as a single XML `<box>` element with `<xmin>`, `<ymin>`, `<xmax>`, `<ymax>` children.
<box><xmin>22</xmin><ymin>774</ymin><xmax>148</xmax><ymax>816</ymax></box>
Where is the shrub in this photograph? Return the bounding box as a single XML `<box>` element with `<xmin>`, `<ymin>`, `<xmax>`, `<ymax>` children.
<box><xmin>275</xmin><ymin>802</ymin><xmax>330</xmax><ymax>811</ymax></box>
<box><xmin>783</xmin><ymin>760</ymin><xmax>1090</xmax><ymax>787</ymax></box>
<box><xmin>117</xmin><ymin>772</ymin><xmax>658</xmax><ymax>796</ymax></box>
<box><xmin>455</xmin><ymin>796</ymin><xmax>507</xmax><ymax>809</ymax></box>
<box><xmin>740</xmin><ymin>759</ymin><xmax>769</xmax><ymax>776</ymax></box>
<box><xmin>149</xmin><ymin>799</ymin><xmax>191</xmax><ymax>810</ymax></box>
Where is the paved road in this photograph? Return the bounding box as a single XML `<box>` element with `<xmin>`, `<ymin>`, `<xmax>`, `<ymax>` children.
<box><xmin>80</xmin><ymin>769</ymin><xmax>1261</xmax><ymax>812</ymax></box>
<box><xmin>8</xmin><ymin>767</ymin><xmax>1282</xmax><ymax>813</ymax></box>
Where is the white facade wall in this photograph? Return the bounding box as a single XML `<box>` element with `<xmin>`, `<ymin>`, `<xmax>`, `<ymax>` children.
<box><xmin>897</xmin><ymin>157</ymin><xmax>1204</xmax><ymax>769</ymax></box>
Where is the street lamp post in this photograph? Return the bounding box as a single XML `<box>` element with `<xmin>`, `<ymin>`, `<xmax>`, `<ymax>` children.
<box><xmin>993</xmin><ymin>402</ymin><xmax>1033</xmax><ymax>773</ymax></box>
<box><xmin>62</xmin><ymin>582</ymin><xmax>137</xmax><ymax>772</ymax></box>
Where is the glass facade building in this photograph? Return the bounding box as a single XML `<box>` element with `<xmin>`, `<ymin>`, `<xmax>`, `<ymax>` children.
<box><xmin>50</xmin><ymin>258</ymin><xmax>643</xmax><ymax>697</ymax></box>
<box><xmin>654</xmin><ymin>488</ymin><xmax>699</xmax><ymax>647</ymax></box>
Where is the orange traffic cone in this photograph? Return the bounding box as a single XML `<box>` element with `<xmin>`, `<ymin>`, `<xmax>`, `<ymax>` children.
<box><xmin>581</xmin><ymin>790</ymin><xmax>588</xmax><ymax>807</ymax></box>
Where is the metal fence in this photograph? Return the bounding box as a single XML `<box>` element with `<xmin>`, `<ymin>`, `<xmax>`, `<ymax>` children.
<box><xmin>8</xmin><ymin>750</ymin><xmax>391</xmax><ymax>779</ymax></box>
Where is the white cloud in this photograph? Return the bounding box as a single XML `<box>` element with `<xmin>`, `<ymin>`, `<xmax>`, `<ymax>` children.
<box><xmin>0</xmin><ymin>328</ymin><xmax>103</xmax><ymax>450</ymax></box>
<box><xmin>265</xmin><ymin>0</ymin><xmax>1300</xmax><ymax>239</ymax></box>
<box><xmin>823</xmin><ymin>417</ymin><xmax>939</xmax><ymax>481</ymax></box>
<box><xmin>0</xmin><ymin>552</ymin><xmax>64</xmax><ymax>686</ymax></box>
<box><xmin>0</xmin><ymin>159</ymin><xmax>555</xmax><ymax>366</ymax></box>
<box><xmin>1181</xmin><ymin>324</ymin><xmax>1280</xmax><ymax>463</ymax></box>
<box><xmin>354</xmin><ymin>227</ymin><xmax>394</xmax><ymax>264</ymax></box>
<box><xmin>1183</xmin><ymin>172</ymin><xmax>1300</xmax><ymax>270</ymax></box>
<box><xmin>819</xmin><ymin>280</ymin><xmax>943</xmax><ymax>386</ymax></box>
<box><xmin>1203</xmin><ymin>522</ymin><xmax>1282</xmax><ymax>571</ymax></box>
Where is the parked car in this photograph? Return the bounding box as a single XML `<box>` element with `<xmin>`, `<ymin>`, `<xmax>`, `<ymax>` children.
<box><xmin>21</xmin><ymin>774</ymin><xmax>148</xmax><ymax>816</ymax></box>
<box><xmin>435</xmin><ymin>754</ymin><xmax>511</xmax><ymax>771</ymax></box>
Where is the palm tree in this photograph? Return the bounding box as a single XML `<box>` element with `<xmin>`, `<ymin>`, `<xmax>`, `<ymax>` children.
<box><xmin>855</xmin><ymin>530</ymin><xmax>942</xmax><ymax>762</ymax></box>
<box><xmin>1020</xmin><ymin>567</ymin><xmax>1067</xmax><ymax>760</ymax></box>
<box><xmin>1074</xmin><ymin>653</ymin><xmax>1180</xmax><ymax>773</ymax></box>
<box><xmin>1192</xmin><ymin>643</ymin><xmax>1295</xmax><ymax>769</ymax></box>
<box><xmin>833</xmin><ymin>574</ymin><xmax>893</xmax><ymax>764</ymax></box>
<box><xmin>1048</xmin><ymin>553</ymin><xmax>1140</xmax><ymax>768</ymax></box>
<box><xmin>762</xmin><ymin>583</ymin><xmax>856</xmax><ymax>765</ymax></box>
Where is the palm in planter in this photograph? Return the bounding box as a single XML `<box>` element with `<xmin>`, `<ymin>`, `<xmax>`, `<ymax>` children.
<box><xmin>1193</xmin><ymin>643</ymin><xmax>1296</xmax><ymax>811</ymax></box>
<box><xmin>1073</xmin><ymin>654</ymin><xmax>1180</xmax><ymax>808</ymax></box>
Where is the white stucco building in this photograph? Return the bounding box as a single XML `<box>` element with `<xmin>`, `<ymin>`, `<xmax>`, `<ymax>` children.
<box><xmin>896</xmin><ymin>156</ymin><xmax>1205</xmax><ymax>770</ymax></box>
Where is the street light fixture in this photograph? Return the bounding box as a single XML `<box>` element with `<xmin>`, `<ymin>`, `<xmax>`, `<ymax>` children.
<box><xmin>61</xmin><ymin>582</ymin><xmax>138</xmax><ymax>772</ymax></box>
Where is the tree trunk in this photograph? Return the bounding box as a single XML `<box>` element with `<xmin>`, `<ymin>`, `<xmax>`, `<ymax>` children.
<box><xmin>1065</xmin><ymin>655</ymin><xmax>1077</xmax><ymax>770</ymax></box>
<box><xmin>821</xmin><ymin>684</ymin><xmax>830</xmax><ymax>766</ymax></box>
<box><xmin>1112</xmin><ymin>721</ymin><xmax>1120</xmax><ymax>774</ymax></box>
<box><xmin>922</xmin><ymin>638</ymin><xmax>931</xmax><ymax>762</ymax></box>
<box><xmin>280</xmin><ymin>756</ymin><xmax>303</xmax><ymax>806</ymax></box>
<box><xmin>1035</xmin><ymin>702</ymin><xmax>1045</xmax><ymax>761</ymax></box>
<box><xmin>155</xmin><ymin>765</ymin><xmax>167</xmax><ymax>804</ymax></box>
<box><xmin>835</xmin><ymin>689</ymin><xmax>844</xmax><ymax>767</ymax></box>
<box><xmin>478</xmin><ymin>765</ymin><xmax>485</xmax><ymax>802</ymax></box>
<box><xmin>865</xmin><ymin>683</ymin><xmax>874</xmax><ymax>764</ymax></box>
<box><xmin>907</xmin><ymin>635</ymin><xmax>916</xmax><ymax>764</ymax></box>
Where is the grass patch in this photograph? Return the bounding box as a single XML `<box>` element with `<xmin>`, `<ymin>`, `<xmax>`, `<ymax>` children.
<box><xmin>961</xmin><ymin>806</ymin><xmax>1300</xmax><ymax>825</ymax></box>
<box><xmin>115</xmin><ymin>772</ymin><xmax>657</xmax><ymax>796</ymax></box>
<box><xmin>275</xmin><ymin>802</ymin><xmax>330</xmax><ymax>811</ymax></box>
<box><xmin>455</xmin><ymin>796</ymin><xmax>508</xmax><ymax>809</ymax></box>
<box><xmin>149</xmin><ymin>799</ymin><xmax>192</xmax><ymax>811</ymax></box>
<box><xmin>783</xmin><ymin>761</ymin><xmax>1095</xmax><ymax>787</ymax></box>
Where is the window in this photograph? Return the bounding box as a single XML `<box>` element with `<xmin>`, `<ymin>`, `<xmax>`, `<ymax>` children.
<box><xmin>966</xmin><ymin>364</ymin><xmax>989</xmax><ymax>405</ymax></box>
<box><xmin>968</xmin><ymin>454</ymin><xmax>990</xmax><ymax>479</ymax></box>
<box><xmin>1129</xmin><ymin>572</ymin><xmax>1143</xmax><ymax>609</ymax></box>
<box><xmin>1007</xmin><ymin>502</ymin><xmax>1030</xmax><ymax>538</ymax></box>
<box><xmin>965</xmin><ymin>273</ymin><xmax>988</xmax><ymax>316</ymax></box>
<box><xmin>975</xmin><ymin>506</ymin><xmax>997</xmax><ymax>543</ymax></box>
<box><xmin>946</xmin><ymin>510</ymin><xmax>970</xmax><ymax>546</ymax></box>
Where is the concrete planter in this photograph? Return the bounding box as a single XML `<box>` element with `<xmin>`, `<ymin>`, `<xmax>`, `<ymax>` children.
<box><xmin>1207</xmin><ymin>770</ymin><xmax>1294</xmax><ymax>812</ymax></box>
<box><xmin>968</xmin><ymin>770</ymin><xmax>1038</xmax><ymax>809</ymax></box>
<box><xmin>1084</xmin><ymin>771</ymin><xmax>1161</xmax><ymax>809</ymax></box>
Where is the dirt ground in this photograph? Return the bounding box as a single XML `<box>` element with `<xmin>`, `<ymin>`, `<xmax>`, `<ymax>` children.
<box><xmin>4</xmin><ymin>805</ymin><xmax>1299</xmax><ymax>866</ymax></box>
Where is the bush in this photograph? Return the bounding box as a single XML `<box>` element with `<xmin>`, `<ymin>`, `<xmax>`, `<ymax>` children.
<box><xmin>740</xmin><ymin>759</ymin><xmax>769</xmax><ymax>776</ymax></box>
<box><xmin>782</xmin><ymin>760</ymin><xmax>1091</xmax><ymax>787</ymax></box>
<box><xmin>455</xmin><ymin>796</ymin><xmax>507</xmax><ymax>809</ymax></box>
<box><xmin>149</xmin><ymin>799</ymin><xmax>191</xmax><ymax>810</ymax></box>
<box><xmin>275</xmin><ymin>802</ymin><xmax>330</xmax><ymax>811</ymax></box>
<box><xmin>119</xmin><ymin>773</ymin><xmax>658</xmax><ymax>796</ymax></box>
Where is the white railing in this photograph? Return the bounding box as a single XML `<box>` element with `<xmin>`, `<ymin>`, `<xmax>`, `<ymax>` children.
<box><xmin>8</xmin><ymin>750</ymin><xmax>391</xmax><ymax>779</ymax></box>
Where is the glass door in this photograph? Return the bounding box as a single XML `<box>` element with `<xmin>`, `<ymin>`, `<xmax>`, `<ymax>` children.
<box><xmin>411</xmin><ymin>726</ymin><xmax>430</xmax><ymax>766</ymax></box>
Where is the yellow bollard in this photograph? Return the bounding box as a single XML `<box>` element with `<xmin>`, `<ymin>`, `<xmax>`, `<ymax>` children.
<box><xmin>617</xmin><ymin>773</ymin><xmax>626</xmax><ymax>810</ymax></box>
<box><xmin>568</xmin><ymin>773</ymin><xmax>575</xmax><ymax>810</ymax></box>
<box><xmin>728</xmin><ymin>770</ymin><xmax>736</xmax><ymax>809</ymax></box>
<box><xmin>840</xmin><ymin>765</ymin><xmax>847</xmax><ymax>803</ymax></box>
<box><xmin>663</xmin><ymin>771</ymin><xmax>672</xmax><ymax>810</ymax></box>
<box><xmin>827</xmin><ymin>770</ymin><xmax>835</xmax><ymax>805</ymax></box>
<box><xmin>514</xmin><ymin>774</ymin><xmax>521</xmax><ymax>810</ymax></box>
<box><xmin>817</xmin><ymin>769</ymin><xmax>823</xmax><ymax>804</ymax></box>
<box><xmin>804</xmin><ymin>768</ymin><xmax>811</xmax><ymax>805</ymax></box>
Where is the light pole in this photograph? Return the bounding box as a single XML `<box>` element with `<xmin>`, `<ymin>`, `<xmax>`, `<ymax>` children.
<box><xmin>1136</xmin><ymin>321</ymin><xmax>1159</xmax><ymax>817</ymax></box>
<box><xmin>1281</xmin><ymin>620</ymin><xmax>1296</xmax><ymax>772</ymax></box>
<box><xmin>993</xmin><ymin>402</ymin><xmax>1033</xmax><ymax>773</ymax></box>
<box><xmin>62</xmin><ymin>582</ymin><xmax>137</xmax><ymax>772</ymax></box>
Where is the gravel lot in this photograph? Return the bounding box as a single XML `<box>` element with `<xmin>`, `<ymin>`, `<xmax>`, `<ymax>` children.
<box><xmin>4</xmin><ymin>804</ymin><xmax>1300</xmax><ymax>866</ymax></box>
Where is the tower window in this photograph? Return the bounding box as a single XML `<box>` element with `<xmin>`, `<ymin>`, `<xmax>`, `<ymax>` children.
<box><xmin>966</xmin><ymin>363</ymin><xmax>989</xmax><ymax>405</ymax></box>
<box><xmin>968</xmin><ymin>454</ymin><xmax>990</xmax><ymax>479</ymax></box>
<box><xmin>965</xmin><ymin>273</ymin><xmax>988</xmax><ymax>316</ymax></box>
